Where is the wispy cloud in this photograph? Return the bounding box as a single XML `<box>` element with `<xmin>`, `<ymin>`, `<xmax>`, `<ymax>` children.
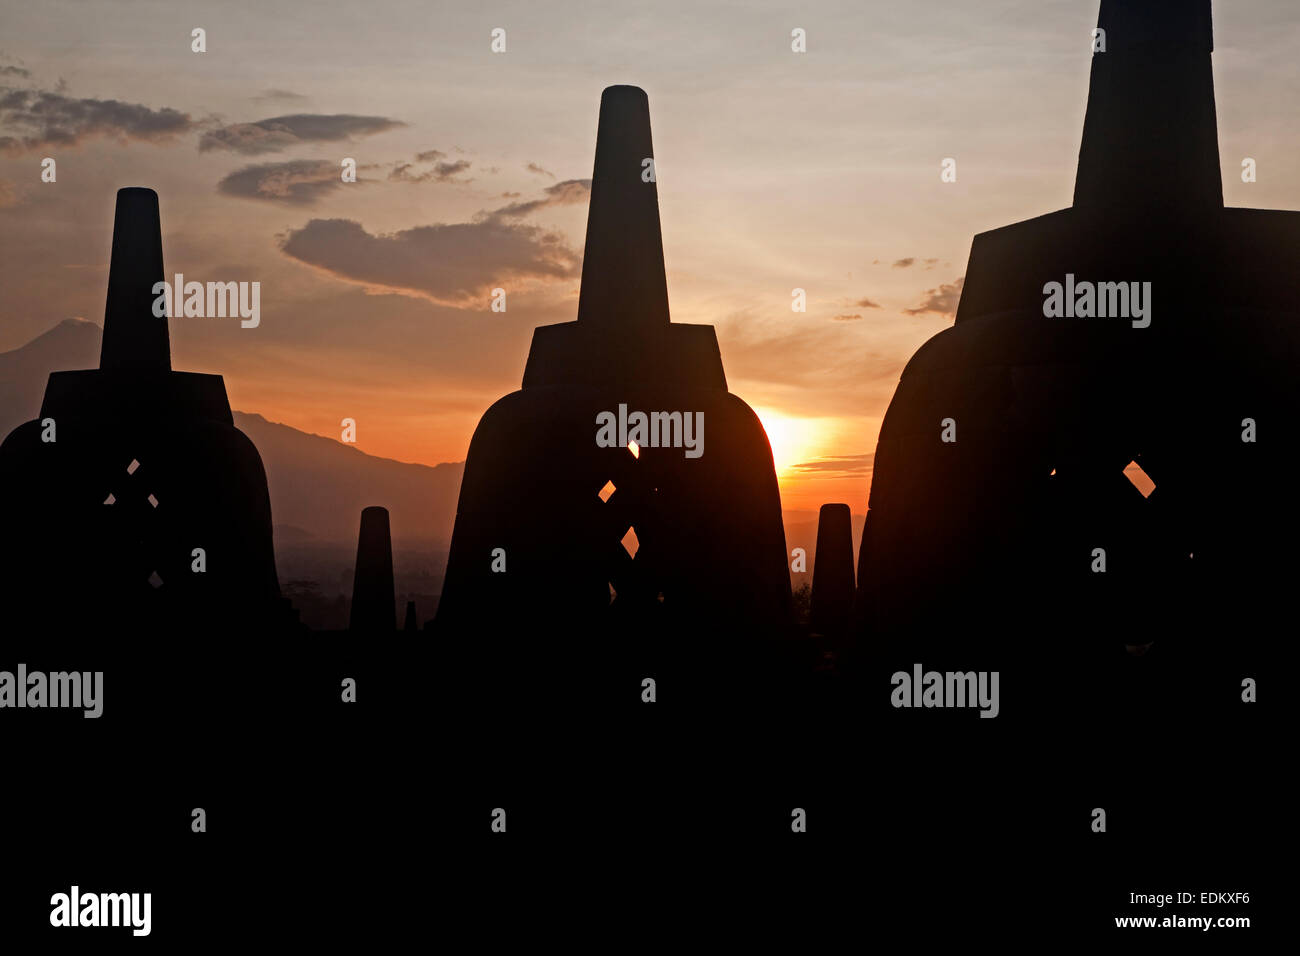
<box><xmin>720</xmin><ymin>311</ymin><xmax>904</xmax><ymax>416</ymax></box>
<box><xmin>199</xmin><ymin>114</ymin><xmax>404</xmax><ymax>154</ymax></box>
<box><xmin>251</xmin><ymin>89</ymin><xmax>308</xmax><ymax>102</ymax></box>
<box><xmin>389</xmin><ymin>151</ymin><xmax>473</xmax><ymax>183</ymax></box>
<box><xmin>491</xmin><ymin>179</ymin><xmax>590</xmax><ymax>219</ymax></box>
<box><xmin>0</xmin><ymin>84</ymin><xmax>194</xmax><ymax>153</ymax></box>
<box><xmin>790</xmin><ymin>454</ymin><xmax>875</xmax><ymax>477</ymax></box>
<box><xmin>275</xmin><ymin>181</ymin><xmax>594</xmax><ymax>303</ymax></box>
<box><xmin>904</xmin><ymin>277</ymin><xmax>964</xmax><ymax>317</ymax></box>
<box><xmin>278</xmin><ymin>214</ymin><xmax>581</xmax><ymax>306</ymax></box>
<box><xmin>217</xmin><ymin>159</ymin><xmax>350</xmax><ymax>205</ymax></box>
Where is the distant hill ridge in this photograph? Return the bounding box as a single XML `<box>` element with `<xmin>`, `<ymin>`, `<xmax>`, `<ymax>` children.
<box><xmin>0</xmin><ymin>319</ymin><xmax>464</xmax><ymax>545</ymax></box>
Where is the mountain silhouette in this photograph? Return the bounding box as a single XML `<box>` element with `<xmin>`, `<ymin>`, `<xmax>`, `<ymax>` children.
<box><xmin>0</xmin><ymin>318</ymin><xmax>103</xmax><ymax>439</ymax></box>
<box><xmin>230</xmin><ymin>412</ymin><xmax>463</xmax><ymax>546</ymax></box>
<box><xmin>0</xmin><ymin>318</ymin><xmax>464</xmax><ymax>547</ymax></box>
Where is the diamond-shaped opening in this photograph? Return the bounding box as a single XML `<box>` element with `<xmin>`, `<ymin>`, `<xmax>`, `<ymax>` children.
<box><xmin>103</xmin><ymin>493</ymin><xmax>116</xmax><ymax>505</ymax></box>
<box><xmin>127</xmin><ymin>458</ymin><xmax>140</xmax><ymax>475</ymax></box>
<box><xmin>608</xmin><ymin>582</ymin><xmax>617</xmax><ymax>604</ymax></box>
<box><xmin>1123</xmin><ymin>460</ymin><xmax>1155</xmax><ymax>498</ymax></box>
<box><xmin>656</xmin><ymin>591</ymin><xmax>665</xmax><ymax>604</ymax></box>
<box><xmin>621</xmin><ymin>526</ymin><xmax>639</xmax><ymax>559</ymax></box>
<box><xmin>598</xmin><ymin>480</ymin><xmax>616</xmax><ymax>503</ymax></box>
<box><xmin>147</xmin><ymin>494</ymin><xmax>159</xmax><ymax>508</ymax></box>
<box><xmin>148</xmin><ymin>571</ymin><xmax>163</xmax><ymax>588</ymax></box>
<box><xmin>628</xmin><ymin>440</ymin><xmax>640</xmax><ymax>459</ymax></box>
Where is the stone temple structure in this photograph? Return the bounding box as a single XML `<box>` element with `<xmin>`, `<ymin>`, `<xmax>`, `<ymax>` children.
<box><xmin>0</xmin><ymin>187</ymin><xmax>286</xmax><ymax>634</ymax></box>
<box><xmin>855</xmin><ymin>0</ymin><xmax>1297</xmax><ymax>712</ymax></box>
<box><xmin>349</xmin><ymin>506</ymin><xmax>396</xmax><ymax>633</ymax></box>
<box><xmin>436</xmin><ymin>86</ymin><xmax>791</xmax><ymax>703</ymax></box>
<box><xmin>810</xmin><ymin>503</ymin><xmax>854</xmax><ymax>642</ymax></box>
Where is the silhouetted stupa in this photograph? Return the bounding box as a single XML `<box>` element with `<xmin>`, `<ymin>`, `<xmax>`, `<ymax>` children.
<box><xmin>349</xmin><ymin>506</ymin><xmax>396</xmax><ymax>633</ymax></box>
<box><xmin>856</xmin><ymin>0</ymin><xmax>1297</xmax><ymax>704</ymax></box>
<box><xmin>436</xmin><ymin>86</ymin><xmax>791</xmax><ymax>687</ymax></box>
<box><xmin>0</xmin><ymin>188</ymin><xmax>285</xmax><ymax>633</ymax></box>
<box><xmin>810</xmin><ymin>503</ymin><xmax>854</xmax><ymax>640</ymax></box>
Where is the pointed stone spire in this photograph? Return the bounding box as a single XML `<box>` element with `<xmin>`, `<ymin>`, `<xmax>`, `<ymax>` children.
<box><xmin>100</xmin><ymin>187</ymin><xmax>171</xmax><ymax>371</ymax></box>
<box><xmin>349</xmin><ymin>506</ymin><xmax>396</xmax><ymax>632</ymax></box>
<box><xmin>811</xmin><ymin>503</ymin><xmax>855</xmax><ymax>638</ymax></box>
<box><xmin>1074</xmin><ymin>0</ymin><xmax>1221</xmax><ymax>213</ymax></box>
<box><xmin>575</xmin><ymin>85</ymin><xmax>670</xmax><ymax>331</ymax></box>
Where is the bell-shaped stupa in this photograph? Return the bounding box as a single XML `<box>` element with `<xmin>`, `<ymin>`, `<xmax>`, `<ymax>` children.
<box><xmin>855</xmin><ymin>1</ymin><xmax>1297</xmax><ymax>715</ymax></box>
<box><xmin>0</xmin><ymin>188</ymin><xmax>286</xmax><ymax>634</ymax></box>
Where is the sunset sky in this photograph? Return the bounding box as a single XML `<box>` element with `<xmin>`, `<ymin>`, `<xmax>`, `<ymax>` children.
<box><xmin>3</xmin><ymin>0</ymin><xmax>1298</xmax><ymax>512</ymax></box>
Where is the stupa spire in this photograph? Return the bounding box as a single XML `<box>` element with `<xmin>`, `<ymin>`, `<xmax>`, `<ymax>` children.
<box><xmin>575</xmin><ymin>85</ymin><xmax>671</xmax><ymax>330</ymax></box>
<box><xmin>1073</xmin><ymin>0</ymin><xmax>1222</xmax><ymax>212</ymax></box>
<box><xmin>100</xmin><ymin>187</ymin><xmax>172</xmax><ymax>371</ymax></box>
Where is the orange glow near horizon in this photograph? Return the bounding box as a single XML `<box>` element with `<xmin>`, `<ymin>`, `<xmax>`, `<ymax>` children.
<box><xmin>752</xmin><ymin>407</ymin><xmax>828</xmax><ymax>480</ymax></box>
<box><xmin>231</xmin><ymin>396</ymin><xmax>871</xmax><ymax>517</ymax></box>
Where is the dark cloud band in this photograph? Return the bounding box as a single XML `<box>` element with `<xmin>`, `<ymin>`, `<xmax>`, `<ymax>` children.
<box><xmin>199</xmin><ymin>113</ymin><xmax>405</xmax><ymax>155</ymax></box>
<box><xmin>0</xmin><ymin>86</ymin><xmax>193</xmax><ymax>153</ymax></box>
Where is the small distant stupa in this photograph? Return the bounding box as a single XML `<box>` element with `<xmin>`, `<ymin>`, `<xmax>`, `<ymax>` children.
<box><xmin>349</xmin><ymin>506</ymin><xmax>396</xmax><ymax>633</ymax></box>
<box><xmin>810</xmin><ymin>503</ymin><xmax>854</xmax><ymax>641</ymax></box>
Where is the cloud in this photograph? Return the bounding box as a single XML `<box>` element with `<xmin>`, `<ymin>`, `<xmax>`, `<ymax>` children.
<box><xmin>526</xmin><ymin>162</ymin><xmax>556</xmax><ymax>179</ymax></box>
<box><xmin>832</xmin><ymin>296</ymin><xmax>882</xmax><ymax>319</ymax></box>
<box><xmin>491</xmin><ymin>179</ymin><xmax>590</xmax><ymax>219</ymax></box>
<box><xmin>275</xmin><ymin>178</ymin><xmax>593</xmax><ymax>304</ymax></box>
<box><xmin>278</xmin><ymin>215</ymin><xmax>581</xmax><ymax>307</ymax></box>
<box><xmin>1</xmin><ymin>65</ymin><xmax>30</xmax><ymax>78</ymax></box>
<box><xmin>0</xmin><ymin>85</ymin><xmax>194</xmax><ymax>153</ymax></box>
<box><xmin>389</xmin><ymin>155</ymin><xmax>473</xmax><ymax>184</ymax></box>
<box><xmin>217</xmin><ymin>159</ymin><xmax>348</xmax><ymax>205</ymax></box>
<box><xmin>719</xmin><ymin>311</ymin><xmax>904</xmax><ymax>416</ymax></box>
<box><xmin>790</xmin><ymin>454</ymin><xmax>875</xmax><ymax>478</ymax></box>
<box><xmin>198</xmin><ymin>114</ymin><xmax>404</xmax><ymax>154</ymax></box>
<box><xmin>252</xmin><ymin>89</ymin><xmax>307</xmax><ymax>102</ymax></box>
<box><xmin>904</xmin><ymin>277</ymin><xmax>965</xmax><ymax>317</ymax></box>
<box><xmin>892</xmin><ymin>257</ymin><xmax>915</xmax><ymax>268</ymax></box>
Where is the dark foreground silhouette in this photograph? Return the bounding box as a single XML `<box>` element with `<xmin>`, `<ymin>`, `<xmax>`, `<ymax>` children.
<box><xmin>435</xmin><ymin>85</ymin><xmax>793</xmax><ymax>717</ymax></box>
<box><xmin>0</xmin><ymin>7</ymin><xmax>1283</xmax><ymax>937</ymax></box>
<box><xmin>854</xmin><ymin>0</ymin><xmax>1297</xmax><ymax>725</ymax></box>
<box><xmin>0</xmin><ymin>188</ymin><xmax>291</xmax><ymax>636</ymax></box>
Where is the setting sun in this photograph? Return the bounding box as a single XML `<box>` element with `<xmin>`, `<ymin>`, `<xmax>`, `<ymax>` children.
<box><xmin>752</xmin><ymin>408</ymin><xmax>828</xmax><ymax>478</ymax></box>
